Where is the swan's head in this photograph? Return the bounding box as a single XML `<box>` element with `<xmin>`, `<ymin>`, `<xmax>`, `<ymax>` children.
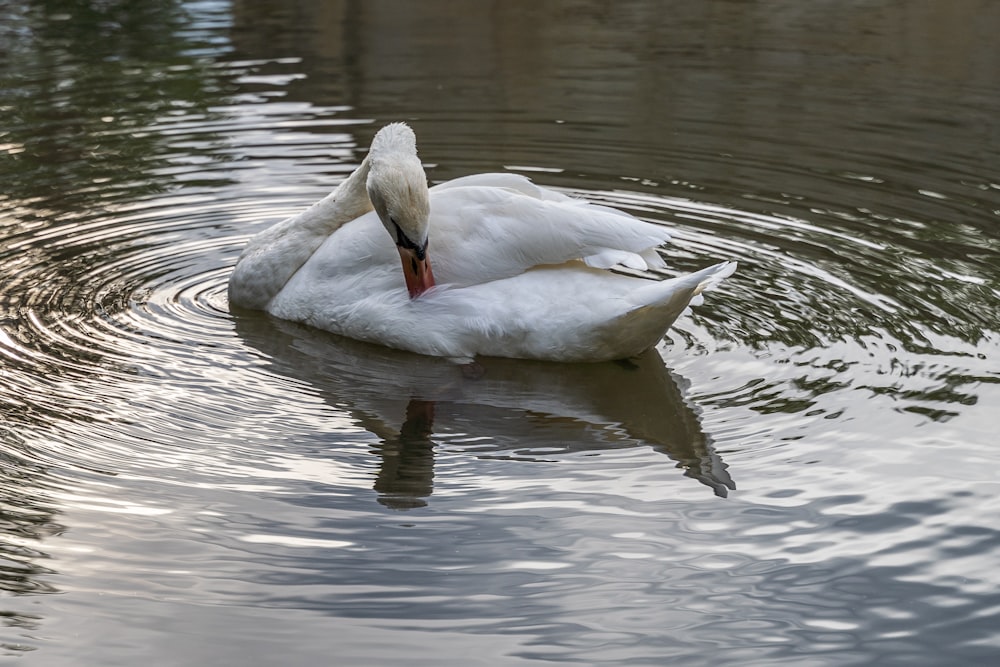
<box><xmin>367</xmin><ymin>123</ymin><xmax>435</xmax><ymax>298</ymax></box>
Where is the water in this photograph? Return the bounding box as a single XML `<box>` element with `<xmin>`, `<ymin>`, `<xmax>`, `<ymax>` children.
<box><xmin>2</xmin><ymin>1</ymin><xmax>999</xmax><ymax>664</ymax></box>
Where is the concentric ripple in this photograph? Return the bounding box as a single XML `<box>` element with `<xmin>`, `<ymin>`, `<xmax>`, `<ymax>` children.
<box><xmin>2</xmin><ymin>96</ymin><xmax>997</xmax><ymax>479</ymax></box>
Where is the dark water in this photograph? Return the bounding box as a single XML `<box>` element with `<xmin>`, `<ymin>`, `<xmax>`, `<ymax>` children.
<box><xmin>2</xmin><ymin>1</ymin><xmax>999</xmax><ymax>664</ymax></box>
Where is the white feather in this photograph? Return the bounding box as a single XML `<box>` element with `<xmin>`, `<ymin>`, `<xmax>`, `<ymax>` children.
<box><xmin>230</xmin><ymin>124</ymin><xmax>735</xmax><ymax>362</ymax></box>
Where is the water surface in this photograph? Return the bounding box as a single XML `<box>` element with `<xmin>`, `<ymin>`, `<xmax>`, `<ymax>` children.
<box><xmin>1</xmin><ymin>1</ymin><xmax>999</xmax><ymax>665</ymax></box>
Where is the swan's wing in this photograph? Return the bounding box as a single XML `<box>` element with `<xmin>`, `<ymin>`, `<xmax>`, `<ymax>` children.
<box><xmin>428</xmin><ymin>175</ymin><xmax>671</xmax><ymax>286</ymax></box>
<box><xmin>431</xmin><ymin>173</ymin><xmax>573</xmax><ymax>202</ymax></box>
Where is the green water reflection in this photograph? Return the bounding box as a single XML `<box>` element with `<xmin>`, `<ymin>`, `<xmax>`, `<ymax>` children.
<box><xmin>0</xmin><ymin>0</ymin><xmax>234</xmax><ymax>213</ymax></box>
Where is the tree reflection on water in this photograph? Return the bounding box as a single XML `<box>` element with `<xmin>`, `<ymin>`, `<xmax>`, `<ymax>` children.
<box><xmin>0</xmin><ymin>0</ymin><xmax>235</xmax><ymax>215</ymax></box>
<box><xmin>0</xmin><ymin>430</ymin><xmax>62</xmax><ymax>656</ymax></box>
<box><xmin>0</xmin><ymin>0</ymin><xmax>233</xmax><ymax>655</ymax></box>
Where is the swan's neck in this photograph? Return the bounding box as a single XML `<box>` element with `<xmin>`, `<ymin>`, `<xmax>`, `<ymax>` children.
<box><xmin>228</xmin><ymin>155</ymin><xmax>374</xmax><ymax>309</ymax></box>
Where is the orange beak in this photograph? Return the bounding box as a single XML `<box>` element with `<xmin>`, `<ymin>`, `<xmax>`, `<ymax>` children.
<box><xmin>397</xmin><ymin>246</ymin><xmax>436</xmax><ymax>298</ymax></box>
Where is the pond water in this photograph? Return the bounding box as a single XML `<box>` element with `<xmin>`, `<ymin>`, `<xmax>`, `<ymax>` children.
<box><xmin>2</xmin><ymin>1</ymin><xmax>999</xmax><ymax>665</ymax></box>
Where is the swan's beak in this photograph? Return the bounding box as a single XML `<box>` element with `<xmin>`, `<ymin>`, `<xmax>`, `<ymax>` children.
<box><xmin>397</xmin><ymin>245</ymin><xmax>435</xmax><ymax>298</ymax></box>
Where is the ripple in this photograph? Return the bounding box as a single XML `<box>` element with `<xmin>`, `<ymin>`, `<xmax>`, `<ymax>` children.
<box><xmin>2</xmin><ymin>4</ymin><xmax>1000</xmax><ymax>662</ymax></box>
<box><xmin>2</xmin><ymin>97</ymin><xmax>995</xmax><ymax>489</ymax></box>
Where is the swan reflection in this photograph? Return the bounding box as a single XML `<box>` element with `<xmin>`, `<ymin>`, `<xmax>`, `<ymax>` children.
<box><xmin>234</xmin><ymin>312</ymin><xmax>734</xmax><ymax>508</ymax></box>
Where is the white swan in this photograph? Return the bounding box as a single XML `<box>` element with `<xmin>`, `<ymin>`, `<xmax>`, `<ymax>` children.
<box><xmin>229</xmin><ymin>123</ymin><xmax>735</xmax><ymax>363</ymax></box>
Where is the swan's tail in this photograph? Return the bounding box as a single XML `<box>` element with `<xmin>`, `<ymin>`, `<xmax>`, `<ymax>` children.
<box><xmin>684</xmin><ymin>260</ymin><xmax>737</xmax><ymax>309</ymax></box>
<box><xmin>631</xmin><ymin>260</ymin><xmax>737</xmax><ymax>309</ymax></box>
<box><xmin>599</xmin><ymin>261</ymin><xmax>737</xmax><ymax>359</ymax></box>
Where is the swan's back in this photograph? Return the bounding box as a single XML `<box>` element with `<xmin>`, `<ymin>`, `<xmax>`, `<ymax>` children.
<box><xmin>426</xmin><ymin>174</ymin><xmax>671</xmax><ymax>286</ymax></box>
